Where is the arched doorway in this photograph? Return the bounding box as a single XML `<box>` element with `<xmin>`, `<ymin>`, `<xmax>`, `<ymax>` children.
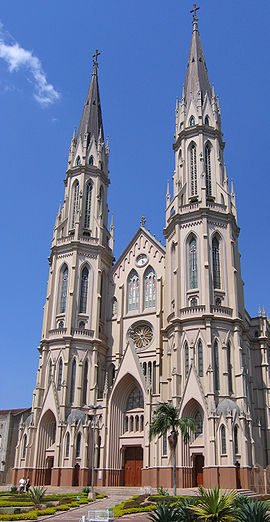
<box><xmin>36</xmin><ymin>410</ymin><xmax>56</xmax><ymax>485</ymax></box>
<box><xmin>73</xmin><ymin>463</ymin><xmax>80</xmax><ymax>486</ymax></box>
<box><xmin>124</xmin><ymin>446</ymin><xmax>143</xmax><ymax>486</ymax></box>
<box><xmin>193</xmin><ymin>454</ymin><xmax>204</xmax><ymax>486</ymax></box>
<box><xmin>182</xmin><ymin>399</ymin><xmax>205</xmax><ymax>487</ymax></box>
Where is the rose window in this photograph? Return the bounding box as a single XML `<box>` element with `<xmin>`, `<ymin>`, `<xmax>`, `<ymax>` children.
<box><xmin>130</xmin><ymin>324</ymin><xmax>153</xmax><ymax>349</ymax></box>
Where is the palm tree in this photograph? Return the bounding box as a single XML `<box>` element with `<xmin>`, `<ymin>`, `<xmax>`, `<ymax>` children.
<box><xmin>149</xmin><ymin>401</ymin><xmax>196</xmax><ymax>496</ymax></box>
<box><xmin>189</xmin><ymin>486</ymin><xmax>238</xmax><ymax>521</ymax></box>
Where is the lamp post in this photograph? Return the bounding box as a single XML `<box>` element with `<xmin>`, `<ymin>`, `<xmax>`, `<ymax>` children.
<box><xmin>88</xmin><ymin>404</ymin><xmax>102</xmax><ymax>500</ymax></box>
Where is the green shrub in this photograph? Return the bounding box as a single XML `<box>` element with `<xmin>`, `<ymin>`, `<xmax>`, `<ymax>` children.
<box><xmin>0</xmin><ymin>502</ymin><xmax>34</xmax><ymax>508</ymax></box>
<box><xmin>148</xmin><ymin>502</ymin><xmax>179</xmax><ymax>522</ymax></box>
<box><xmin>0</xmin><ymin>512</ymin><xmax>38</xmax><ymax>520</ymax></box>
<box><xmin>9</xmin><ymin>488</ymin><xmax>17</xmax><ymax>495</ymax></box>
<box><xmin>28</xmin><ymin>487</ymin><xmax>47</xmax><ymax>506</ymax></box>
<box><xmin>82</xmin><ymin>487</ymin><xmax>90</xmax><ymax>494</ymax></box>
<box><xmin>148</xmin><ymin>495</ymin><xmax>183</xmax><ymax>503</ymax></box>
<box><xmin>54</xmin><ymin>504</ymin><xmax>71</xmax><ymax>511</ymax></box>
<box><xmin>236</xmin><ymin>499</ymin><xmax>270</xmax><ymax>521</ymax></box>
<box><xmin>157</xmin><ymin>486</ymin><xmax>169</xmax><ymax>496</ymax></box>
<box><xmin>114</xmin><ymin>505</ymin><xmax>156</xmax><ymax>517</ymax></box>
<box><xmin>96</xmin><ymin>494</ymin><xmax>107</xmax><ymax>499</ymax></box>
<box><xmin>36</xmin><ymin>507</ymin><xmax>56</xmax><ymax>516</ymax></box>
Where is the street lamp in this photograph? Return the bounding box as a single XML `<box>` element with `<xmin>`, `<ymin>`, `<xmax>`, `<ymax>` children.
<box><xmin>88</xmin><ymin>404</ymin><xmax>102</xmax><ymax>500</ymax></box>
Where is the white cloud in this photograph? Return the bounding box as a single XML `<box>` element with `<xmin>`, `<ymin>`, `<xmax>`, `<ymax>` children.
<box><xmin>0</xmin><ymin>22</ymin><xmax>60</xmax><ymax>106</ymax></box>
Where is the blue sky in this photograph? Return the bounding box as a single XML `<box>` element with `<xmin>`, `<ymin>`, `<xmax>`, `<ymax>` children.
<box><xmin>0</xmin><ymin>0</ymin><xmax>269</xmax><ymax>409</ymax></box>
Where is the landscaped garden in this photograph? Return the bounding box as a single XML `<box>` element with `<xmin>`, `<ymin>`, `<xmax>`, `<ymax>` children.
<box><xmin>0</xmin><ymin>486</ymin><xmax>106</xmax><ymax>521</ymax></box>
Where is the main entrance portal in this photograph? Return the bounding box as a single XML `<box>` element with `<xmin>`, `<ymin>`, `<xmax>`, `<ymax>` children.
<box><xmin>193</xmin><ymin>454</ymin><xmax>204</xmax><ymax>486</ymax></box>
<box><xmin>124</xmin><ymin>446</ymin><xmax>143</xmax><ymax>486</ymax></box>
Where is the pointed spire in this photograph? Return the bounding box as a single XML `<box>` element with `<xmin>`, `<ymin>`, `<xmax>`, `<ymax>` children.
<box><xmin>183</xmin><ymin>7</ymin><xmax>212</xmax><ymax>104</ymax></box>
<box><xmin>77</xmin><ymin>50</ymin><xmax>104</xmax><ymax>146</ymax></box>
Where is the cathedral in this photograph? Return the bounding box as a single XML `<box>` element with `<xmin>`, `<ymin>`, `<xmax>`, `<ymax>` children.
<box><xmin>13</xmin><ymin>9</ymin><xmax>270</xmax><ymax>491</ymax></box>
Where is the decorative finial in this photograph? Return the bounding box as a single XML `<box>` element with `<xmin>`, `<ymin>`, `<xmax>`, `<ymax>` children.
<box><xmin>190</xmin><ymin>3</ymin><xmax>200</xmax><ymax>22</ymax></box>
<box><xmin>92</xmin><ymin>49</ymin><xmax>101</xmax><ymax>67</ymax></box>
<box><xmin>140</xmin><ymin>215</ymin><xmax>146</xmax><ymax>227</ymax></box>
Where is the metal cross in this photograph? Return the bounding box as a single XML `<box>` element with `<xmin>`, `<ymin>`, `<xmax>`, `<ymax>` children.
<box><xmin>140</xmin><ymin>215</ymin><xmax>146</xmax><ymax>227</ymax></box>
<box><xmin>190</xmin><ymin>3</ymin><xmax>200</xmax><ymax>21</ymax></box>
<box><xmin>93</xmin><ymin>49</ymin><xmax>101</xmax><ymax>66</ymax></box>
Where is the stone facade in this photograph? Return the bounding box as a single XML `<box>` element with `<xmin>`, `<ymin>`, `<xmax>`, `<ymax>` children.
<box><xmin>0</xmin><ymin>409</ymin><xmax>31</xmax><ymax>485</ymax></box>
<box><xmin>13</xmin><ymin>16</ymin><xmax>270</xmax><ymax>490</ymax></box>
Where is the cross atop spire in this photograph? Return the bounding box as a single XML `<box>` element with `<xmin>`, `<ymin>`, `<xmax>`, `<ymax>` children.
<box><xmin>92</xmin><ymin>49</ymin><xmax>101</xmax><ymax>67</ymax></box>
<box><xmin>140</xmin><ymin>215</ymin><xmax>146</xmax><ymax>227</ymax></box>
<box><xmin>190</xmin><ymin>3</ymin><xmax>200</xmax><ymax>23</ymax></box>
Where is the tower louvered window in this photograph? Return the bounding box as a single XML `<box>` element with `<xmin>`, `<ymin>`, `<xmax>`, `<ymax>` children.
<box><xmin>84</xmin><ymin>182</ymin><xmax>92</xmax><ymax>229</ymax></box>
<box><xmin>70</xmin><ymin>359</ymin><xmax>76</xmax><ymax>403</ymax></box>
<box><xmin>205</xmin><ymin>143</ymin><xmax>212</xmax><ymax>196</ymax></box>
<box><xmin>144</xmin><ymin>267</ymin><xmax>156</xmax><ymax>308</ymax></box>
<box><xmin>60</xmin><ymin>266</ymin><xmax>68</xmax><ymax>313</ymax></box>
<box><xmin>198</xmin><ymin>340</ymin><xmax>203</xmax><ymax>377</ymax></box>
<box><xmin>71</xmin><ymin>181</ymin><xmax>79</xmax><ymax>228</ymax></box>
<box><xmin>190</xmin><ymin>144</ymin><xmax>197</xmax><ymax>196</ymax></box>
<box><xmin>189</xmin><ymin>237</ymin><xmax>198</xmax><ymax>288</ymax></box>
<box><xmin>128</xmin><ymin>270</ymin><xmax>139</xmax><ymax>311</ymax></box>
<box><xmin>214</xmin><ymin>341</ymin><xmax>220</xmax><ymax>391</ymax></box>
<box><xmin>212</xmin><ymin>237</ymin><xmax>221</xmax><ymax>289</ymax></box>
<box><xmin>79</xmin><ymin>267</ymin><xmax>89</xmax><ymax>313</ymax></box>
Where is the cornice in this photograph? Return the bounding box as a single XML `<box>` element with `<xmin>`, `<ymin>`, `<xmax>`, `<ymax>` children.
<box><xmin>173</xmin><ymin>125</ymin><xmax>225</xmax><ymax>151</ymax></box>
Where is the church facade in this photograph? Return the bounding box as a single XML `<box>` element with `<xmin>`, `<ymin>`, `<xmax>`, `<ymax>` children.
<box><xmin>13</xmin><ymin>13</ymin><xmax>270</xmax><ymax>490</ymax></box>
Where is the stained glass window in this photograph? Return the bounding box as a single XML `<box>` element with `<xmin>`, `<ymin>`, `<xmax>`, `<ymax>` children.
<box><xmin>128</xmin><ymin>270</ymin><xmax>139</xmax><ymax>311</ymax></box>
<box><xmin>190</xmin><ymin>143</ymin><xmax>197</xmax><ymax>196</ymax></box>
<box><xmin>198</xmin><ymin>341</ymin><xmax>203</xmax><ymax>377</ymax></box>
<box><xmin>205</xmin><ymin>143</ymin><xmax>212</xmax><ymax>196</ymax></box>
<box><xmin>22</xmin><ymin>434</ymin><xmax>27</xmax><ymax>458</ymax></box>
<box><xmin>60</xmin><ymin>266</ymin><xmax>68</xmax><ymax>313</ymax></box>
<box><xmin>84</xmin><ymin>182</ymin><xmax>92</xmax><ymax>229</ymax></box>
<box><xmin>185</xmin><ymin>342</ymin><xmax>189</xmax><ymax>377</ymax></box>
<box><xmin>76</xmin><ymin>433</ymin><xmax>81</xmax><ymax>457</ymax></box>
<box><xmin>195</xmin><ymin>411</ymin><xmax>203</xmax><ymax>437</ymax></box>
<box><xmin>144</xmin><ymin>267</ymin><xmax>156</xmax><ymax>308</ymax></box>
<box><xmin>57</xmin><ymin>359</ymin><xmax>63</xmax><ymax>391</ymax></box>
<box><xmin>212</xmin><ymin>237</ymin><xmax>221</xmax><ymax>289</ymax></box>
<box><xmin>214</xmin><ymin>341</ymin><xmax>220</xmax><ymax>391</ymax></box>
<box><xmin>65</xmin><ymin>433</ymin><xmax>70</xmax><ymax>457</ymax></box>
<box><xmin>227</xmin><ymin>342</ymin><xmax>233</xmax><ymax>394</ymax></box>
<box><xmin>221</xmin><ymin>425</ymin><xmax>226</xmax><ymax>454</ymax></box>
<box><xmin>190</xmin><ymin>116</ymin><xmax>195</xmax><ymax>126</ymax></box>
<box><xmin>234</xmin><ymin>425</ymin><xmax>239</xmax><ymax>454</ymax></box>
<box><xmin>79</xmin><ymin>267</ymin><xmax>89</xmax><ymax>313</ymax></box>
<box><xmin>82</xmin><ymin>360</ymin><xmax>88</xmax><ymax>405</ymax></box>
<box><xmin>126</xmin><ymin>387</ymin><xmax>144</xmax><ymax>410</ymax></box>
<box><xmin>70</xmin><ymin>359</ymin><xmax>76</xmax><ymax>403</ymax></box>
<box><xmin>71</xmin><ymin>181</ymin><xmax>79</xmax><ymax>228</ymax></box>
<box><xmin>189</xmin><ymin>237</ymin><xmax>198</xmax><ymax>289</ymax></box>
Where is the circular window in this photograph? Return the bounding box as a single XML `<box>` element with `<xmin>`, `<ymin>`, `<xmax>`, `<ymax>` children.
<box><xmin>130</xmin><ymin>324</ymin><xmax>153</xmax><ymax>350</ymax></box>
<box><xmin>136</xmin><ymin>254</ymin><xmax>148</xmax><ymax>267</ymax></box>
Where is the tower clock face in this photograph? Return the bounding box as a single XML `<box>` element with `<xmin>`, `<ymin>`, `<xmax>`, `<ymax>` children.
<box><xmin>136</xmin><ymin>254</ymin><xmax>148</xmax><ymax>267</ymax></box>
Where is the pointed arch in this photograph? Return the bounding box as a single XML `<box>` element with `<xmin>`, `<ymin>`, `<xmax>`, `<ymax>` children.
<box><xmin>127</xmin><ymin>270</ymin><xmax>139</xmax><ymax>311</ymax></box>
<box><xmin>126</xmin><ymin>387</ymin><xmax>144</xmax><ymax>410</ymax></box>
<box><xmin>76</xmin><ymin>432</ymin><xmax>81</xmax><ymax>458</ymax></box>
<box><xmin>189</xmin><ymin>115</ymin><xmax>195</xmax><ymax>126</ymax></box>
<box><xmin>79</xmin><ymin>266</ymin><xmax>89</xmax><ymax>313</ymax></box>
<box><xmin>70</xmin><ymin>359</ymin><xmax>76</xmax><ymax>404</ymax></box>
<box><xmin>205</xmin><ymin>142</ymin><xmax>212</xmax><ymax>196</ymax></box>
<box><xmin>89</xmin><ymin>155</ymin><xmax>94</xmax><ymax>165</ymax></box>
<box><xmin>194</xmin><ymin>411</ymin><xmax>203</xmax><ymax>438</ymax></box>
<box><xmin>22</xmin><ymin>434</ymin><xmax>27</xmax><ymax>459</ymax></box>
<box><xmin>189</xmin><ymin>142</ymin><xmax>197</xmax><ymax>196</ymax></box>
<box><xmin>65</xmin><ymin>432</ymin><xmax>70</xmax><ymax>457</ymax></box>
<box><xmin>213</xmin><ymin>340</ymin><xmax>220</xmax><ymax>391</ymax></box>
<box><xmin>234</xmin><ymin>425</ymin><xmax>239</xmax><ymax>454</ymax></box>
<box><xmin>99</xmin><ymin>271</ymin><xmax>105</xmax><ymax>321</ymax></box>
<box><xmin>48</xmin><ymin>359</ymin><xmax>53</xmax><ymax>386</ymax></box>
<box><xmin>185</xmin><ymin>342</ymin><xmax>189</xmax><ymax>378</ymax></box>
<box><xmin>198</xmin><ymin>340</ymin><xmax>203</xmax><ymax>377</ymax></box>
<box><xmin>57</xmin><ymin>358</ymin><xmax>63</xmax><ymax>391</ymax></box>
<box><xmin>170</xmin><ymin>242</ymin><xmax>176</xmax><ymax>310</ymax></box>
<box><xmin>221</xmin><ymin>425</ymin><xmax>226</xmax><ymax>454</ymax></box>
<box><xmin>144</xmin><ymin>266</ymin><xmax>156</xmax><ymax>309</ymax></box>
<box><xmin>212</xmin><ymin>235</ymin><xmax>221</xmax><ymax>289</ymax></box>
<box><xmin>227</xmin><ymin>342</ymin><xmax>233</xmax><ymax>394</ymax></box>
<box><xmin>82</xmin><ymin>359</ymin><xmax>88</xmax><ymax>405</ymax></box>
<box><xmin>112</xmin><ymin>297</ymin><xmax>118</xmax><ymax>317</ymax></box>
<box><xmin>188</xmin><ymin>235</ymin><xmax>198</xmax><ymax>289</ymax></box>
<box><xmin>59</xmin><ymin>264</ymin><xmax>68</xmax><ymax>314</ymax></box>
<box><xmin>99</xmin><ymin>185</ymin><xmax>104</xmax><ymax>217</ymax></box>
<box><xmin>84</xmin><ymin>181</ymin><xmax>93</xmax><ymax>229</ymax></box>
<box><xmin>71</xmin><ymin>180</ymin><xmax>79</xmax><ymax>228</ymax></box>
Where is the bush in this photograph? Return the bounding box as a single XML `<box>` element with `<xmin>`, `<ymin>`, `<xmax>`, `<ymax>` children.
<box><xmin>54</xmin><ymin>504</ymin><xmax>71</xmax><ymax>511</ymax></box>
<box><xmin>9</xmin><ymin>488</ymin><xmax>17</xmax><ymax>495</ymax></box>
<box><xmin>114</xmin><ymin>505</ymin><xmax>156</xmax><ymax>517</ymax></box>
<box><xmin>157</xmin><ymin>486</ymin><xmax>169</xmax><ymax>496</ymax></box>
<box><xmin>82</xmin><ymin>487</ymin><xmax>90</xmax><ymax>494</ymax></box>
<box><xmin>28</xmin><ymin>487</ymin><xmax>47</xmax><ymax>506</ymax></box>
<box><xmin>0</xmin><ymin>502</ymin><xmax>34</xmax><ymax>508</ymax></box>
<box><xmin>148</xmin><ymin>502</ymin><xmax>179</xmax><ymax>521</ymax></box>
<box><xmin>0</xmin><ymin>512</ymin><xmax>38</xmax><ymax>520</ymax></box>
<box><xmin>236</xmin><ymin>499</ymin><xmax>270</xmax><ymax>521</ymax></box>
<box><xmin>36</xmin><ymin>507</ymin><xmax>56</xmax><ymax>516</ymax></box>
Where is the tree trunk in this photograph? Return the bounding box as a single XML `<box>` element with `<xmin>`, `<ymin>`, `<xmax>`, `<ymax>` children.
<box><xmin>173</xmin><ymin>447</ymin><xmax>177</xmax><ymax>496</ymax></box>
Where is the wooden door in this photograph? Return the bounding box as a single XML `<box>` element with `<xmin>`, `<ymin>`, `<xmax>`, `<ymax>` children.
<box><xmin>194</xmin><ymin>454</ymin><xmax>204</xmax><ymax>486</ymax></box>
<box><xmin>73</xmin><ymin>463</ymin><xmax>80</xmax><ymax>486</ymax></box>
<box><xmin>124</xmin><ymin>447</ymin><xmax>143</xmax><ymax>486</ymax></box>
<box><xmin>45</xmin><ymin>457</ymin><xmax>53</xmax><ymax>485</ymax></box>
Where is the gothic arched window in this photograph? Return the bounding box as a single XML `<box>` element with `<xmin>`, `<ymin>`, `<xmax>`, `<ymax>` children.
<box><xmin>65</xmin><ymin>432</ymin><xmax>70</xmax><ymax>457</ymax></box>
<box><xmin>70</xmin><ymin>359</ymin><xmax>76</xmax><ymax>403</ymax></box>
<box><xmin>221</xmin><ymin>425</ymin><xmax>226</xmax><ymax>454</ymax></box>
<box><xmin>126</xmin><ymin>387</ymin><xmax>144</xmax><ymax>410</ymax></box>
<box><xmin>89</xmin><ymin>155</ymin><xmax>94</xmax><ymax>165</ymax></box>
<box><xmin>212</xmin><ymin>237</ymin><xmax>221</xmax><ymax>289</ymax></box>
<box><xmin>71</xmin><ymin>180</ymin><xmax>79</xmax><ymax>228</ymax></box>
<box><xmin>190</xmin><ymin>143</ymin><xmax>197</xmax><ymax>196</ymax></box>
<box><xmin>185</xmin><ymin>342</ymin><xmax>189</xmax><ymax>377</ymax></box>
<box><xmin>57</xmin><ymin>358</ymin><xmax>63</xmax><ymax>391</ymax></box>
<box><xmin>84</xmin><ymin>182</ymin><xmax>93</xmax><ymax>229</ymax></box>
<box><xmin>144</xmin><ymin>267</ymin><xmax>156</xmax><ymax>308</ymax></box>
<box><xmin>234</xmin><ymin>425</ymin><xmax>239</xmax><ymax>454</ymax></box>
<box><xmin>128</xmin><ymin>270</ymin><xmax>139</xmax><ymax>311</ymax></box>
<box><xmin>79</xmin><ymin>266</ymin><xmax>89</xmax><ymax>313</ymax></box>
<box><xmin>189</xmin><ymin>237</ymin><xmax>198</xmax><ymax>289</ymax></box>
<box><xmin>189</xmin><ymin>115</ymin><xmax>195</xmax><ymax>126</ymax></box>
<box><xmin>48</xmin><ymin>360</ymin><xmax>53</xmax><ymax>385</ymax></box>
<box><xmin>205</xmin><ymin>115</ymin><xmax>210</xmax><ymax>125</ymax></box>
<box><xmin>112</xmin><ymin>297</ymin><xmax>118</xmax><ymax>317</ymax></box>
<box><xmin>76</xmin><ymin>433</ymin><xmax>81</xmax><ymax>458</ymax></box>
<box><xmin>76</xmin><ymin>155</ymin><xmax>81</xmax><ymax>166</ymax></box>
<box><xmin>195</xmin><ymin>411</ymin><xmax>203</xmax><ymax>438</ymax></box>
<box><xmin>60</xmin><ymin>266</ymin><xmax>68</xmax><ymax>314</ymax></box>
<box><xmin>22</xmin><ymin>434</ymin><xmax>27</xmax><ymax>458</ymax></box>
<box><xmin>99</xmin><ymin>185</ymin><xmax>104</xmax><ymax>217</ymax></box>
<box><xmin>227</xmin><ymin>342</ymin><xmax>233</xmax><ymax>394</ymax></box>
<box><xmin>82</xmin><ymin>360</ymin><xmax>88</xmax><ymax>405</ymax></box>
<box><xmin>198</xmin><ymin>340</ymin><xmax>203</xmax><ymax>377</ymax></box>
<box><xmin>214</xmin><ymin>341</ymin><xmax>220</xmax><ymax>391</ymax></box>
<box><xmin>205</xmin><ymin>143</ymin><xmax>212</xmax><ymax>196</ymax></box>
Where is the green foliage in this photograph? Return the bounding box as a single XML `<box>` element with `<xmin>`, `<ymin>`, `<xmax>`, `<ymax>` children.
<box><xmin>54</xmin><ymin>504</ymin><xmax>72</xmax><ymax>511</ymax></box>
<box><xmin>0</xmin><ymin>502</ymin><xmax>34</xmax><ymax>508</ymax></box>
<box><xmin>113</xmin><ymin>505</ymin><xmax>156</xmax><ymax>517</ymax></box>
<box><xmin>189</xmin><ymin>486</ymin><xmax>238</xmax><ymax>521</ymax></box>
<box><xmin>9</xmin><ymin>489</ymin><xmax>17</xmax><ymax>495</ymax></box>
<box><xmin>96</xmin><ymin>494</ymin><xmax>107</xmax><ymax>499</ymax></box>
<box><xmin>236</xmin><ymin>499</ymin><xmax>270</xmax><ymax>521</ymax></box>
<box><xmin>82</xmin><ymin>487</ymin><xmax>90</xmax><ymax>494</ymax></box>
<box><xmin>0</xmin><ymin>512</ymin><xmax>38</xmax><ymax>520</ymax></box>
<box><xmin>28</xmin><ymin>487</ymin><xmax>47</xmax><ymax>506</ymax></box>
<box><xmin>36</xmin><ymin>507</ymin><xmax>56</xmax><ymax>515</ymax></box>
<box><xmin>147</xmin><ymin>502</ymin><xmax>179</xmax><ymax>522</ymax></box>
<box><xmin>157</xmin><ymin>486</ymin><xmax>169</xmax><ymax>496</ymax></box>
<box><xmin>234</xmin><ymin>495</ymin><xmax>251</xmax><ymax>509</ymax></box>
<box><xmin>148</xmin><ymin>495</ymin><xmax>182</xmax><ymax>503</ymax></box>
<box><xmin>176</xmin><ymin>497</ymin><xmax>198</xmax><ymax>521</ymax></box>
